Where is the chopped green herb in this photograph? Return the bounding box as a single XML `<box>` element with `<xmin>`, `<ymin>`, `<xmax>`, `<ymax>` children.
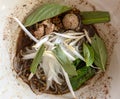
<box><xmin>70</xmin><ymin>66</ymin><xmax>96</xmax><ymax>90</ymax></box>
<box><xmin>30</xmin><ymin>45</ymin><xmax>45</xmax><ymax>74</ymax></box>
<box><xmin>83</xmin><ymin>43</ymin><xmax>94</xmax><ymax>66</ymax></box>
<box><xmin>91</xmin><ymin>34</ymin><xmax>107</xmax><ymax>71</ymax></box>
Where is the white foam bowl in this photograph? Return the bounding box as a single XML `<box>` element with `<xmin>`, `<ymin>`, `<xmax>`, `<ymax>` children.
<box><xmin>0</xmin><ymin>0</ymin><xmax>120</xmax><ymax>99</ymax></box>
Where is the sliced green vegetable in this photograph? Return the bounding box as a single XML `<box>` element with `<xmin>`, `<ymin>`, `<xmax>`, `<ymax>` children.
<box><xmin>83</xmin><ymin>43</ymin><xmax>94</xmax><ymax>66</ymax></box>
<box><xmin>30</xmin><ymin>45</ymin><xmax>45</xmax><ymax>74</ymax></box>
<box><xmin>53</xmin><ymin>45</ymin><xmax>77</xmax><ymax>76</ymax></box>
<box><xmin>91</xmin><ymin>34</ymin><xmax>107</xmax><ymax>71</ymax></box>
<box><xmin>80</xmin><ymin>11</ymin><xmax>110</xmax><ymax>24</ymax></box>
<box><xmin>24</xmin><ymin>3</ymin><xmax>71</xmax><ymax>27</ymax></box>
<box><xmin>70</xmin><ymin>66</ymin><xmax>96</xmax><ymax>90</ymax></box>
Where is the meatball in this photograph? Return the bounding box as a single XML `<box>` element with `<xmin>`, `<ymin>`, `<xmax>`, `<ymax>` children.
<box><xmin>62</xmin><ymin>14</ymin><xmax>79</xmax><ymax>30</ymax></box>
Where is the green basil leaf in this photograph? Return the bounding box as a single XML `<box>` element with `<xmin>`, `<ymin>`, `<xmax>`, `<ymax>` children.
<box><xmin>91</xmin><ymin>34</ymin><xmax>107</xmax><ymax>71</ymax></box>
<box><xmin>80</xmin><ymin>11</ymin><xmax>110</xmax><ymax>24</ymax></box>
<box><xmin>83</xmin><ymin>43</ymin><xmax>94</xmax><ymax>66</ymax></box>
<box><xmin>53</xmin><ymin>45</ymin><xmax>77</xmax><ymax>76</ymax></box>
<box><xmin>30</xmin><ymin>45</ymin><xmax>45</xmax><ymax>74</ymax></box>
<box><xmin>70</xmin><ymin>66</ymin><xmax>96</xmax><ymax>90</ymax></box>
<box><xmin>24</xmin><ymin>3</ymin><xmax>71</xmax><ymax>27</ymax></box>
